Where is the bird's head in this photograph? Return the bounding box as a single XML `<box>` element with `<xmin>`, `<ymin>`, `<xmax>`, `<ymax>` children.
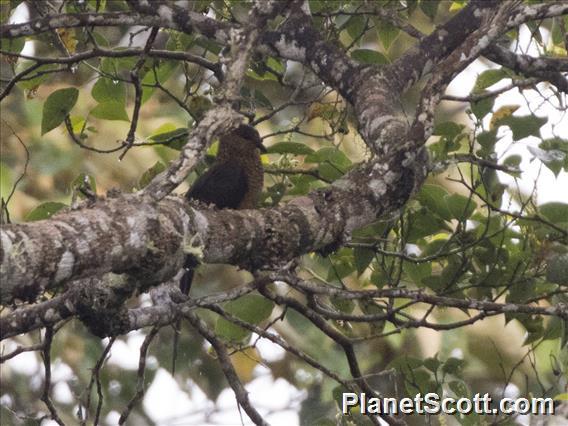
<box><xmin>219</xmin><ymin>124</ymin><xmax>266</xmax><ymax>158</ymax></box>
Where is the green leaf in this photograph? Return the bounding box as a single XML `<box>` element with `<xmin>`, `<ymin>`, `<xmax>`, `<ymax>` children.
<box><xmin>441</xmin><ymin>357</ymin><xmax>464</xmax><ymax>375</ymax></box>
<box><xmin>423</xmin><ymin>357</ymin><xmax>440</xmax><ymax>373</ymax></box>
<box><xmin>470</xmin><ymin>94</ymin><xmax>495</xmax><ymax>120</ymax></box>
<box><xmin>477</xmin><ymin>129</ymin><xmax>498</xmax><ymax>149</ymax></box>
<box><xmin>528</xmin><ymin>146</ymin><xmax>565</xmax><ymax>176</ymax></box>
<box><xmin>41</xmin><ymin>88</ymin><xmax>79</xmax><ymax>135</ymax></box>
<box><xmin>148</xmin><ymin>126</ymin><xmax>189</xmax><ymax>151</ymax></box>
<box><xmin>91</xmin><ymin>76</ymin><xmax>126</xmax><ymax>104</ymax></box>
<box><xmin>374</xmin><ymin>18</ymin><xmax>399</xmax><ymax>51</ymax></box>
<box><xmin>500</xmin><ymin>115</ymin><xmax>547</xmax><ymax>141</ymax></box>
<box><xmin>330</xmin><ymin>296</ymin><xmax>355</xmax><ymax>314</ymax></box>
<box><xmin>139</xmin><ymin>161</ymin><xmax>166</xmax><ymax>188</ymax></box>
<box><xmin>141</xmin><ymin>60</ymin><xmax>179</xmax><ymax>103</ymax></box>
<box><xmin>354</xmin><ymin>247</ymin><xmax>374</xmax><ymax>275</ymax></box>
<box><xmin>215</xmin><ymin>295</ymin><xmax>274</xmax><ymax>343</ymax></box>
<box><xmin>445</xmin><ymin>193</ymin><xmax>477</xmax><ymax>220</ymax></box>
<box><xmin>25</xmin><ymin>202</ymin><xmax>67</xmax><ymax>221</ymax></box>
<box><xmin>433</xmin><ymin>122</ymin><xmax>464</xmax><ymax>138</ymax></box>
<box><xmin>305</xmin><ymin>147</ymin><xmax>351</xmax><ymax>169</ymax></box>
<box><xmin>546</xmin><ymin>253</ymin><xmax>568</xmax><ymax>285</ymax></box>
<box><xmin>539</xmin><ymin>202</ymin><xmax>568</xmax><ymax>223</ymax></box>
<box><xmin>416</xmin><ymin>184</ymin><xmax>452</xmax><ymax>221</ymax></box>
<box><xmin>503</xmin><ymin>154</ymin><xmax>521</xmax><ymax>171</ymax></box>
<box><xmin>420</xmin><ymin>0</ymin><xmax>439</xmax><ymax>20</ymax></box>
<box><xmin>267</xmin><ymin>142</ymin><xmax>314</xmax><ymax>155</ymax></box>
<box><xmin>90</xmin><ymin>101</ymin><xmax>129</xmax><ymax>121</ymax></box>
<box><xmin>473</xmin><ymin>69</ymin><xmax>509</xmax><ymax>93</ymax></box>
<box><xmin>406</xmin><ymin>208</ymin><xmax>449</xmax><ymax>242</ymax></box>
<box><xmin>403</xmin><ymin>260</ymin><xmax>432</xmax><ymax>286</ymax></box>
<box><xmin>165</xmin><ymin>31</ymin><xmax>194</xmax><ymax>52</ymax></box>
<box><xmin>0</xmin><ymin>34</ymin><xmax>24</xmax><ymax>55</ymax></box>
<box><xmin>350</xmin><ymin>49</ymin><xmax>389</xmax><ymax>65</ymax></box>
<box><xmin>345</xmin><ymin>15</ymin><xmax>365</xmax><ymax>40</ymax></box>
<box><xmin>0</xmin><ymin>162</ymin><xmax>13</xmax><ymax>201</ymax></box>
<box><xmin>544</xmin><ymin>316</ymin><xmax>564</xmax><ymax>341</ymax></box>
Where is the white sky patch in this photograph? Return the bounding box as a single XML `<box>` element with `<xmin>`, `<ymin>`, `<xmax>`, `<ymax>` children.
<box><xmin>144</xmin><ymin>369</ymin><xmax>209</xmax><ymax>424</ymax></box>
<box><xmin>105</xmin><ymin>332</ymin><xmax>146</xmax><ymax>370</ymax></box>
<box><xmin>3</xmin><ymin>349</ymin><xmax>39</xmax><ymax>375</ymax></box>
<box><xmin>212</xmin><ymin>376</ymin><xmax>304</xmax><ymax>425</ymax></box>
<box><xmin>254</xmin><ymin>333</ymin><xmax>286</xmax><ymax>362</ymax></box>
<box><xmin>53</xmin><ymin>381</ymin><xmax>74</xmax><ymax>404</ymax></box>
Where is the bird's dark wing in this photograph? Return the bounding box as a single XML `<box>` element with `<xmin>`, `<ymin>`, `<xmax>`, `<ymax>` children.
<box><xmin>186</xmin><ymin>160</ymin><xmax>248</xmax><ymax>209</ymax></box>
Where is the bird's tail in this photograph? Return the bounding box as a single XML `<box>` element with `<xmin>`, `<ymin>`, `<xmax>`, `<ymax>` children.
<box><xmin>172</xmin><ymin>255</ymin><xmax>200</xmax><ymax>374</ymax></box>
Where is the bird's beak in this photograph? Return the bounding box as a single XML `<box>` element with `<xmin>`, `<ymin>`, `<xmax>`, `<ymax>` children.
<box><xmin>257</xmin><ymin>141</ymin><xmax>267</xmax><ymax>153</ymax></box>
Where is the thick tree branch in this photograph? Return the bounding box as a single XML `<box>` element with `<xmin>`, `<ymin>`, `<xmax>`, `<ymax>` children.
<box><xmin>484</xmin><ymin>44</ymin><xmax>568</xmax><ymax>93</ymax></box>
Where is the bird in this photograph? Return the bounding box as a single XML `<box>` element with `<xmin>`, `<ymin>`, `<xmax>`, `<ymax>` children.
<box><xmin>172</xmin><ymin>124</ymin><xmax>265</xmax><ymax>374</ymax></box>
<box><xmin>179</xmin><ymin>124</ymin><xmax>266</xmax><ymax>295</ymax></box>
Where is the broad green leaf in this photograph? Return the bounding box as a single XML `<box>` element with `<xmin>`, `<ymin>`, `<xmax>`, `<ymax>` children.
<box><xmin>503</xmin><ymin>154</ymin><xmax>522</xmax><ymax>173</ymax></box>
<box><xmin>423</xmin><ymin>357</ymin><xmax>441</xmax><ymax>373</ymax></box>
<box><xmin>26</xmin><ymin>202</ymin><xmax>67</xmax><ymax>221</ymax></box>
<box><xmin>528</xmin><ymin>146</ymin><xmax>565</xmax><ymax>176</ymax></box>
<box><xmin>215</xmin><ymin>294</ymin><xmax>274</xmax><ymax>343</ymax></box>
<box><xmin>539</xmin><ymin>202</ymin><xmax>568</xmax><ymax>223</ymax></box>
<box><xmin>165</xmin><ymin>31</ymin><xmax>194</xmax><ymax>52</ymax></box>
<box><xmin>445</xmin><ymin>193</ymin><xmax>477</xmax><ymax>220</ymax></box>
<box><xmin>253</xmin><ymin>89</ymin><xmax>272</xmax><ymax>109</ymax></box>
<box><xmin>139</xmin><ymin>161</ymin><xmax>166</xmax><ymax>188</ymax></box>
<box><xmin>546</xmin><ymin>253</ymin><xmax>568</xmax><ymax>285</ymax></box>
<box><xmin>544</xmin><ymin>316</ymin><xmax>564</xmax><ymax>341</ymax></box>
<box><xmin>16</xmin><ymin>63</ymin><xmax>55</xmax><ymax>90</ymax></box>
<box><xmin>0</xmin><ymin>162</ymin><xmax>13</xmax><ymax>200</ymax></box>
<box><xmin>374</xmin><ymin>18</ymin><xmax>399</xmax><ymax>50</ymax></box>
<box><xmin>470</xmin><ymin>94</ymin><xmax>495</xmax><ymax>120</ymax></box>
<box><xmin>0</xmin><ymin>35</ymin><xmax>24</xmax><ymax>55</ymax></box>
<box><xmin>416</xmin><ymin>184</ymin><xmax>452</xmax><ymax>221</ymax></box>
<box><xmin>41</xmin><ymin>88</ymin><xmax>79</xmax><ymax>135</ymax></box>
<box><xmin>141</xmin><ymin>60</ymin><xmax>179</xmax><ymax>103</ymax></box>
<box><xmin>317</xmin><ymin>162</ymin><xmax>345</xmax><ymax>181</ymax></box>
<box><xmin>441</xmin><ymin>357</ymin><xmax>464</xmax><ymax>375</ymax></box>
<box><xmin>420</xmin><ymin>0</ymin><xmax>439</xmax><ymax>20</ymax></box>
<box><xmin>90</xmin><ymin>101</ymin><xmax>129</xmax><ymax>121</ymax></box>
<box><xmin>345</xmin><ymin>15</ymin><xmax>365</xmax><ymax>40</ymax></box>
<box><xmin>406</xmin><ymin>208</ymin><xmax>449</xmax><ymax>242</ymax></box>
<box><xmin>433</xmin><ymin>122</ymin><xmax>464</xmax><ymax>138</ymax></box>
<box><xmin>354</xmin><ymin>247</ymin><xmax>374</xmax><ymax>275</ymax></box>
<box><xmin>91</xmin><ymin>76</ymin><xmax>126</xmax><ymax>104</ymax></box>
<box><xmin>476</xmin><ymin>129</ymin><xmax>498</xmax><ymax>155</ymax></box>
<box><xmin>539</xmin><ymin>137</ymin><xmax>568</xmax><ymax>171</ymax></box>
<box><xmin>267</xmin><ymin>142</ymin><xmax>314</xmax><ymax>155</ymax></box>
<box><xmin>305</xmin><ymin>147</ymin><xmax>351</xmax><ymax>169</ymax></box>
<box><xmin>149</xmin><ymin>126</ymin><xmax>189</xmax><ymax>151</ymax></box>
<box><xmin>350</xmin><ymin>49</ymin><xmax>389</xmax><ymax>65</ymax></box>
<box><xmin>330</xmin><ymin>296</ymin><xmax>355</xmax><ymax>314</ymax></box>
<box><xmin>473</xmin><ymin>69</ymin><xmax>509</xmax><ymax>93</ymax></box>
<box><xmin>403</xmin><ymin>260</ymin><xmax>432</xmax><ymax>285</ymax></box>
<box><xmin>500</xmin><ymin>115</ymin><xmax>547</xmax><ymax>141</ymax></box>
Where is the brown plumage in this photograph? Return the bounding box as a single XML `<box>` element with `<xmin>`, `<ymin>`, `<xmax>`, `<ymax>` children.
<box><xmin>173</xmin><ymin>125</ymin><xmax>265</xmax><ymax>373</ymax></box>
<box><xmin>180</xmin><ymin>124</ymin><xmax>265</xmax><ymax>294</ymax></box>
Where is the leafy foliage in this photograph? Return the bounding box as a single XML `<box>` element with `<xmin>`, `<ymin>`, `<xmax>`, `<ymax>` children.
<box><xmin>1</xmin><ymin>1</ymin><xmax>567</xmax><ymax>425</ymax></box>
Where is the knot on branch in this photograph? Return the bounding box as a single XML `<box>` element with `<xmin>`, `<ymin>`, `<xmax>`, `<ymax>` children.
<box><xmin>75</xmin><ymin>279</ymin><xmax>131</xmax><ymax>338</ymax></box>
